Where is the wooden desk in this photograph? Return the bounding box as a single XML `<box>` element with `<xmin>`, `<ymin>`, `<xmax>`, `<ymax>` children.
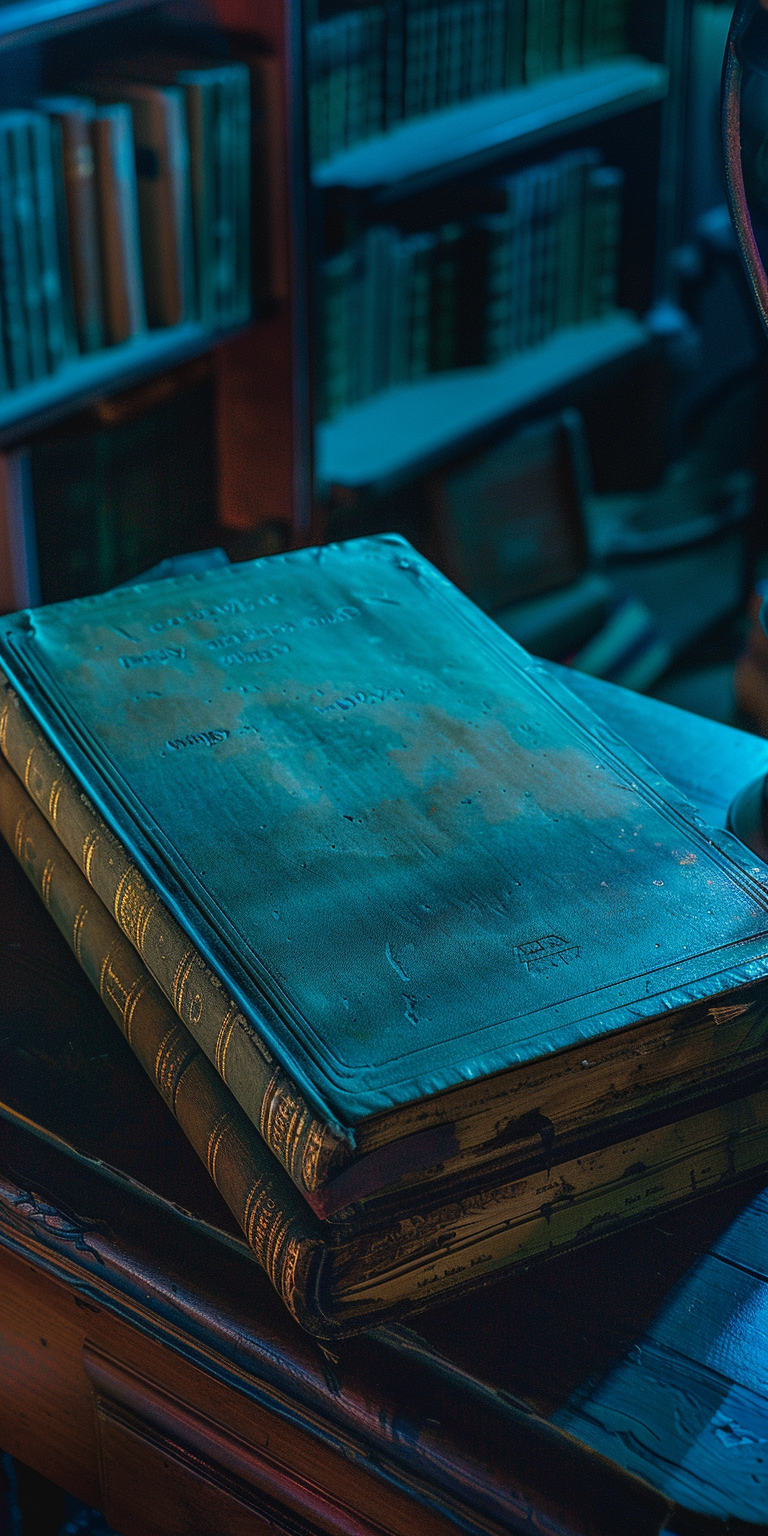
<box><xmin>2</xmin><ymin>667</ymin><xmax>768</xmax><ymax>1536</ymax></box>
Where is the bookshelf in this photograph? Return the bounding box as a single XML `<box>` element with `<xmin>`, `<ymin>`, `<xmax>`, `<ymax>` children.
<box><xmin>299</xmin><ymin>0</ymin><xmax>685</xmax><ymax>552</ymax></box>
<box><xmin>313</xmin><ymin>56</ymin><xmax>668</xmax><ymax>195</ymax></box>
<box><xmin>318</xmin><ymin>310</ymin><xmax>647</xmax><ymax>489</ymax></box>
<box><xmin>0</xmin><ymin>316</ymin><xmax>248</xmax><ymax>447</ymax></box>
<box><xmin>0</xmin><ymin>0</ymin><xmax>157</xmax><ymax>51</ymax></box>
<box><xmin>0</xmin><ymin>0</ymin><xmax>283</xmax><ymax>611</ymax></box>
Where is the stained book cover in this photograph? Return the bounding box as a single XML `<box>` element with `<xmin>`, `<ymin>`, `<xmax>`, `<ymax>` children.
<box><xmin>2</xmin><ymin>533</ymin><xmax>768</xmax><ymax>1148</ymax></box>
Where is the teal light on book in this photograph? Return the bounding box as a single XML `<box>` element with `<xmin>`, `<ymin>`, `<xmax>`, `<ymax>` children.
<box><xmin>723</xmin><ymin>0</ymin><xmax>768</xmax><ymax>860</ymax></box>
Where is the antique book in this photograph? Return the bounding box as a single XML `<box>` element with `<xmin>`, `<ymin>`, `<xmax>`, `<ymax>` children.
<box><xmin>36</xmin><ymin>98</ymin><xmax>105</xmax><ymax>353</ymax></box>
<box><xmin>3</xmin><ymin>534</ymin><xmax>768</xmax><ymax>1232</ymax></box>
<box><xmin>93</xmin><ymin>104</ymin><xmax>147</xmax><ymax>344</ymax></box>
<box><xmin>90</xmin><ymin>81</ymin><xmax>193</xmax><ymax>327</ymax></box>
<box><xmin>5</xmin><ymin>756</ymin><xmax>768</xmax><ymax>1336</ymax></box>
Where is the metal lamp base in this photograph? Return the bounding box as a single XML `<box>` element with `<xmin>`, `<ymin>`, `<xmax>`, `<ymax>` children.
<box><xmin>727</xmin><ymin>772</ymin><xmax>768</xmax><ymax>862</ymax></box>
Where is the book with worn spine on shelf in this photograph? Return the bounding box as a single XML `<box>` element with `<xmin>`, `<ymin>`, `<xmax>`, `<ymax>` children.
<box><xmin>4</xmin><ymin>534</ymin><xmax>768</xmax><ymax>1335</ymax></box>
<box><xmin>93</xmin><ymin>104</ymin><xmax>147</xmax><ymax>344</ymax></box>
<box><xmin>36</xmin><ymin>98</ymin><xmax>105</xmax><ymax>355</ymax></box>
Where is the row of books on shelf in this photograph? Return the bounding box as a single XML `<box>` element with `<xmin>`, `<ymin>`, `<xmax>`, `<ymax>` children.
<box><xmin>0</xmin><ymin>58</ymin><xmax>251</xmax><ymax>397</ymax></box>
<box><xmin>319</xmin><ymin>147</ymin><xmax>623</xmax><ymax>420</ymax></box>
<box><xmin>308</xmin><ymin>0</ymin><xmax>628</xmax><ymax>165</ymax></box>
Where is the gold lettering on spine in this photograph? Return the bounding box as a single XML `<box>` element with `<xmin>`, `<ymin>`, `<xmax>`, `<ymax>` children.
<box><xmin>287</xmin><ymin>1106</ymin><xmax>308</xmax><ymax>1183</ymax></box>
<box><xmin>173</xmin><ymin>951</ymin><xmax>195</xmax><ymax>1014</ymax></box>
<box><xmin>40</xmin><ymin>856</ymin><xmax>55</xmax><ymax>908</ymax></box>
<box><xmin>243</xmin><ymin>1182</ymin><xmax>282</xmax><ymax>1271</ymax></box>
<box><xmin>23</xmin><ymin>746</ymin><xmax>45</xmax><ymax>804</ymax></box>
<box><xmin>266</xmin><ymin>1215</ymin><xmax>290</xmax><ymax>1290</ymax></box>
<box><xmin>13</xmin><ymin>809</ymin><xmax>24</xmax><ymax>861</ymax></box>
<box><xmin>279</xmin><ymin>1236</ymin><xmax>304</xmax><ymax>1314</ymax></box>
<box><xmin>48</xmin><ymin>778</ymin><xmax>63</xmax><ymax>826</ymax></box>
<box><xmin>155</xmin><ymin>1022</ymin><xmax>187</xmax><ymax>1097</ymax></box>
<box><xmin>215</xmin><ymin>1011</ymin><xmax>238</xmax><ymax>1080</ymax></box>
<box><xmin>207</xmin><ymin>1113</ymin><xmax>229</xmax><ymax>1183</ymax></box>
<box><xmin>0</xmin><ymin>700</ymin><xmax>8</xmax><ymax>755</ymax></box>
<box><xmin>123</xmin><ymin>976</ymin><xmax>148</xmax><ymax>1045</ymax></box>
<box><xmin>260</xmin><ymin>1070</ymin><xmax>282</xmax><ymax>1145</ymax></box>
<box><xmin>73</xmin><ymin>903</ymin><xmax>88</xmax><ymax>964</ymax></box>
<box><xmin>112</xmin><ymin>869</ymin><xmax>154</xmax><ymax>954</ymax></box>
<box><xmin>302</xmin><ymin>1123</ymin><xmax>326</xmax><ymax>1192</ymax></box>
<box><xmin>100</xmin><ymin>947</ymin><xmax>131</xmax><ymax>1017</ymax></box>
<box><xmin>83</xmin><ymin>829</ymin><xmax>100</xmax><ymax>882</ymax></box>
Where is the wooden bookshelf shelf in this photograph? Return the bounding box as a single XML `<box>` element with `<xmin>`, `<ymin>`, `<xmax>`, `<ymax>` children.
<box><xmin>316</xmin><ymin>311</ymin><xmax>648</xmax><ymax>489</ymax></box>
<box><xmin>0</xmin><ymin>318</ymin><xmax>249</xmax><ymax>447</ymax></box>
<box><xmin>312</xmin><ymin>57</ymin><xmax>669</xmax><ymax>196</ymax></box>
<box><xmin>0</xmin><ymin>0</ymin><xmax>158</xmax><ymax>51</ymax></box>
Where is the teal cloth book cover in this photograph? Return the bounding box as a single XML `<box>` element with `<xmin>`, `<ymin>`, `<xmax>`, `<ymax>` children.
<box><xmin>2</xmin><ymin>533</ymin><xmax>768</xmax><ymax>1138</ymax></box>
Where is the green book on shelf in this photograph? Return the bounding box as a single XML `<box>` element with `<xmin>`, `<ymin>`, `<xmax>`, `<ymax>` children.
<box><xmin>505</xmin><ymin>0</ymin><xmax>526</xmax><ymax>86</ymax></box>
<box><xmin>5</xmin><ymin>535</ymin><xmax>768</xmax><ymax>1334</ymax></box>
<box><xmin>8</xmin><ymin>113</ymin><xmax>55</xmax><ymax>381</ymax></box>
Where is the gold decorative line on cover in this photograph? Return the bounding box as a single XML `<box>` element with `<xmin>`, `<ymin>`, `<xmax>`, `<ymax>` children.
<box><xmin>260</xmin><ymin>1070</ymin><xmax>281</xmax><ymax>1144</ymax></box>
<box><xmin>215</xmin><ymin>1011</ymin><xmax>239</xmax><ymax>1079</ymax></box>
<box><xmin>113</xmin><ymin>868</ymin><xmax>154</xmax><ymax>954</ymax></box>
<box><xmin>13</xmin><ymin>808</ymin><xmax>24</xmax><ymax>862</ymax></box>
<box><xmin>279</xmin><ymin>1236</ymin><xmax>304</xmax><ymax>1311</ymax></box>
<box><xmin>48</xmin><ymin>777</ymin><xmax>63</xmax><ymax>826</ymax></box>
<box><xmin>41</xmin><ymin>856</ymin><xmax>55</xmax><ymax>908</ymax></box>
<box><xmin>172</xmin><ymin>950</ymin><xmax>196</xmax><ymax>1015</ymax></box>
<box><xmin>266</xmin><ymin>1214</ymin><xmax>291</xmax><ymax>1289</ymax></box>
<box><xmin>73</xmin><ymin>903</ymin><xmax>88</xmax><ymax>964</ymax></box>
<box><xmin>244</xmin><ymin>1182</ymin><xmax>286</xmax><ymax>1271</ymax></box>
<box><xmin>122</xmin><ymin>976</ymin><xmax>148</xmax><ymax>1050</ymax></box>
<box><xmin>287</xmin><ymin>1105</ymin><xmax>309</xmax><ymax>1183</ymax></box>
<box><xmin>207</xmin><ymin>1112</ymin><xmax>230</xmax><ymax>1183</ymax></box>
<box><xmin>100</xmin><ymin>947</ymin><xmax>132</xmax><ymax>1020</ymax></box>
<box><xmin>83</xmin><ymin>829</ymin><xmax>101</xmax><ymax>883</ymax></box>
<box><xmin>302</xmin><ymin>1123</ymin><xmax>327</xmax><ymax>1191</ymax></box>
<box><xmin>0</xmin><ymin>701</ymin><xmax>8</xmax><ymax>756</ymax></box>
<box><xmin>155</xmin><ymin>1021</ymin><xmax>188</xmax><ymax>1099</ymax></box>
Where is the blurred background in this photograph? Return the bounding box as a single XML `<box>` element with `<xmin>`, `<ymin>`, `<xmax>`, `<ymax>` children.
<box><xmin>0</xmin><ymin>0</ymin><xmax>765</xmax><ymax>738</ymax></box>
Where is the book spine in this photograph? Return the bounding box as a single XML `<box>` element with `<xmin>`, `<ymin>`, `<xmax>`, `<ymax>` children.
<box><xmin>28</xmin><ymin>115</ymin><xmax>71</xmax><ymax>372</ymax></box>
<box><xmin>597</xmin><ymin>0</ymin><xmax>627</xmax><ymax>58</ymax></box>
<box><xmin>0</xmin><ymin>757</ymin><xmax>324</xmax><ymax>1331</ymax></box>
<box><xmin>47</xmin><ymin>118</ymin><xmax>78</xmax><ymax>356</ymax></box>
<box><xmin>0</xmin><ymin>123</ymin><xmax>30</xmax><ymax>387</ymax></box>
<box><xmin>541</xmin><ymin>0</ymin><xmax>562</xmax><ymax>77</ymax></box>
<box><xmin>10</xmin><ymin>119</ymin><xmax>50</xmax><ymax>380</ymax></box>
<box><xmin>384</xmin><ymin>0</ymin><xmax>405</xmax><ymax>129</ymax></box>
<box><xmin>182</xmin><ymin>80</ymin><xmax>215</xmax><ymax>323</ymax></box>
<box><xmin>366</xmin><ymin>8</ymin><xmax>386</xmax><ymax>141</ymax></box>
<box><xmin>430</xmin><ymin>222</ymin><xmax>462</xmax><ymax>371</ymax></box>
<box><xmin>232</xmin><ymin>66</ymin><xmax>252</xmax><ymax>321</ymax></box>
<box><xmin>524</xmin><ymin>0</ymin><xmax>545</xmax><ymax>83</ymax></box>
<box><xmin>56</xmin><ymin>108</ymin><xmax>105</xmax><ymax>353</ymax></box>
<box><xmin>581</xmin><ymin>0</ymin><xmax>600</xmax><ymax>65</ymax></box>
<box><xmin>0</xmin><ymin>681</ymin><xmax>351</xmax><ymax>1195</ymax></box>
<box><xmin>94</xmin><ymin>107</ymin><xmax>147</xmax><ymax>343</ymax></box>
<box><xmin>485</xmin><ymin>0</ymin><xmax>507</xmax><ymax>94</ymax></box>
<box><xmin>505</xmin><ymin>0</ymin><xmax>526</xmax><ymax>86</ymax></box>
<box><xmin>213</xmin><ymin>79</ymin><xmax>238</xmax><ymax>321</ymax></box>
<box><xmin>583</xmin><ymin>163</ymin><xmax>624</xmax><ymax>319</ymax></box>
<box><xmin>560</xmin><ymin>0</ymin><xmax>582</xmax><ymax>69</ymax></box>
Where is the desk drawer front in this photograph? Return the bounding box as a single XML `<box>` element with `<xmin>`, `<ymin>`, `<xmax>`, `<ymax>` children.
<box><xmin>85</xmin><ymin>1349</ymin><xmax>425</xmax><ymax>1536</ymax></box>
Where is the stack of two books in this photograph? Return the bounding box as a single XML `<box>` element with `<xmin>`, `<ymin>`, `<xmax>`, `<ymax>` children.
<box><xmin>2</xmin><ymin>535</ymin><xmax>768</xmax><ymax>1338</ymax></box>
